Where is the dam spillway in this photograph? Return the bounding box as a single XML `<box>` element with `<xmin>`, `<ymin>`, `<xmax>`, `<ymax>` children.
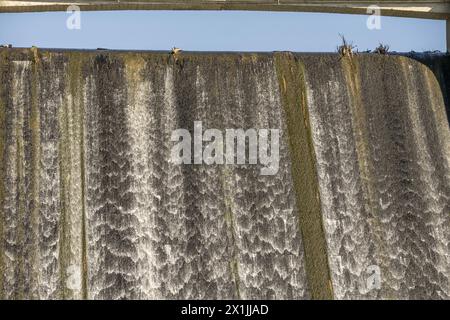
<box><xmin>0</xmin><ymin>49</ymin><xmax>449</xmax><ymax>299</ymax></box>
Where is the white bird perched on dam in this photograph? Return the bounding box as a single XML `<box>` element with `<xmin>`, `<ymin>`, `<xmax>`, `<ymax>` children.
<box><xmin>171</xmin><ymin>47</ymin><xmax>182</xmax><ymax>55</ymax></box>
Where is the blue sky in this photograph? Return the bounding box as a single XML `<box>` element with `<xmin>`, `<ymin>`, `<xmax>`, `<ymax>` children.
<box><xmin>0</xmin><ymin>10</ymin><xmax>446</xmax><ymax>52</ymax></box>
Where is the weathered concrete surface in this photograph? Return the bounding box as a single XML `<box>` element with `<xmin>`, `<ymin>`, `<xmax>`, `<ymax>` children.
<box><xmin>1</xmin><ymin>0</ymin><xmax>449</xmax><ymax>19</ymax></box>
<box><xmin>0</xmin><ymin>48</ymin><xmax>449</xmax><ymax>299</ymax></box>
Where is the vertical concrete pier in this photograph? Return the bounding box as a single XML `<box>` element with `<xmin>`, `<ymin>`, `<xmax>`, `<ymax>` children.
<box><xmin>447</xmin><ymin>19</ymin><xmax>450</xmax><ymax>52</ymax></box>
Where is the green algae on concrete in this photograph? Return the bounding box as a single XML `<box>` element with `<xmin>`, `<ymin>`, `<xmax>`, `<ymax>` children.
<box><xmin>67</xmin><ymin>52</ymin><xmax>89</xmax><ymax>299</ymax></box>
<box><xmin>274</xmin><ymin>52</ymin><xmax>333</xmax><ymax>300</ymax></box>
<box><xmin>29</xmin><ymin>47</ymin><xmax>42</xmax><ymax>300</ymax></box>
<box><xmin>58</xmin><ymin>51</ymin><xmax>87</xmax><ymax>299</ymax></box>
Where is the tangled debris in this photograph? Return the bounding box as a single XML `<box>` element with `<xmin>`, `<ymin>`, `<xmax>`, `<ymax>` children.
<box><xmin>171</xmin><ymin>47</ymin><xmax>182</xmax><ymax>55</ymax></box>
<box><xmin>373</xmin><ymin>43</ymin><xmax>390</xmax><ymax>55</ymax></box>
<box><xmin>337</xmin><ymin>35</ymin><xmax>356</xmax><ymax>58</ymax></box>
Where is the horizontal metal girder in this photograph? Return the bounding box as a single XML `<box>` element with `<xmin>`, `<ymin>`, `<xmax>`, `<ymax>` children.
<box><xmin>0</xmin><ymin>1</ymin><xmax>449</xmax><ymax>20</ymax></box>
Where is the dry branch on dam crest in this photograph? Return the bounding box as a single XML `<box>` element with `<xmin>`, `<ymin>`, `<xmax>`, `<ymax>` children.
<box><xmin>0</xmin><ymin>48</ymin><xmax>449</xmax><ymax>299</ymax></box>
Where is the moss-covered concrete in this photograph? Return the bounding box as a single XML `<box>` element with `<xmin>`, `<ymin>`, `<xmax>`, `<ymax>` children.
<box><xmin>274</xmin><ymin>52</ymin><xmax>333</xmax><ymax>300</ymax></box>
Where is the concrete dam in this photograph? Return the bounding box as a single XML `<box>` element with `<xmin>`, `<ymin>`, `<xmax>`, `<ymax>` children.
<box><xmin>0</xmin><ymin>48</ymin><xmax>449</xmax><ymax>300</ymax></box>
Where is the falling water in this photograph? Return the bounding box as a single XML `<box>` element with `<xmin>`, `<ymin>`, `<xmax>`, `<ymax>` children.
<box><xmin>0</xmin><ymin>49</ymin><xmax>448</xmax><ymax>299</ymax></box>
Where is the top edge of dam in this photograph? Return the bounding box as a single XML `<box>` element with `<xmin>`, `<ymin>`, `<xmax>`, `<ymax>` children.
<box><xmin>1</xmin><ymin>47</ymin><xmax>448</xmax><ymax>54</ymax></box>
<box><xmin>1</xmin><ymin>47</ymin><xmax>448</xmax><ymax>60</ymax></box>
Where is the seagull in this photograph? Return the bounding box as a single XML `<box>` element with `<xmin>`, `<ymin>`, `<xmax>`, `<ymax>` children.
<box><xmin>171</xmin><ymin>47</ymin><xmax>182</xmax><ymax>55</ymax></box>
